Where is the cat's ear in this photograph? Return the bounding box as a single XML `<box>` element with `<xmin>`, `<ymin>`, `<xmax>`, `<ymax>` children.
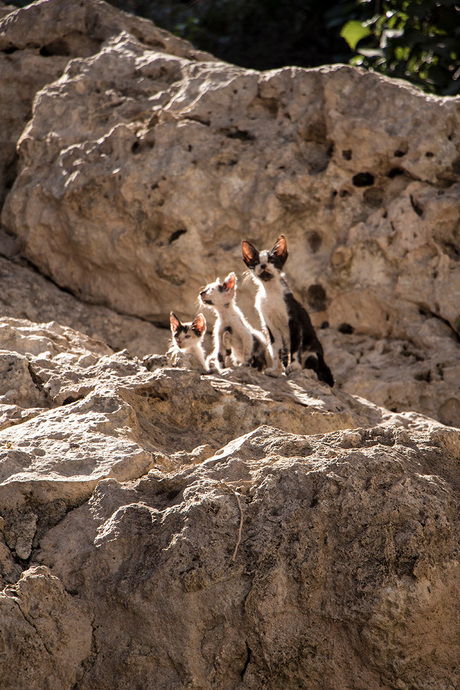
<box><xmin>192</xmin><ymin>313</ymin><xmax>206</xmax><ymax>336</ymax></box>
<box><xmin>170</xmin><ymin>312</ymin><xmax>181</xmax><ymax>333</ymax></box>
<box><xmin>271</xmin><ymin>235</ymin><xmax>288</xmax><ymax>265</ymax></box>
<box><xmin>242</xmin><ymin>240</ymin><xmax>260</xmax><ymax>268</ymax></box>
<box><xmin>223</xmin><ymin>272</ymin><xmax>236</xmax><ymax>291</ymax></box>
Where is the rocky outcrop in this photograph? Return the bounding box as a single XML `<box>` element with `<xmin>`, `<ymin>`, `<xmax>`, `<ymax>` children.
<box><xmin>0</xmin><ymin>2</ymin><xmax>459</xmax><ymax>687</ymax></box>
<box><xmin>0</xmin><ymin>314</ymin><xmax>458</xmax><ymax>689</ymax></box>
<box><xmin>0</xmin><ymin>253</ymin><xmax>168</xmax><ymax>357</ymax></box>
<box><xmin>1</xmin><ymin>0</ymin><xmax>459</xmax><ymax>425</ymax></box>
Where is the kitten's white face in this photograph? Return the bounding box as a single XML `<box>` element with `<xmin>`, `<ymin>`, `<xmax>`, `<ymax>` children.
<box><xmin>199</xmin><ymin>273</ymin><xmax>236</xmax><ymax>310</ymax></box>
<box><xmin>252</xmin><ymin>250</ymin><xmax>278</xmax><ymax>282</ymax></box>
<box><xmin>170</xmin><ymin>312</ymin><xmax>206</xmax><ymax>349</ymax></box>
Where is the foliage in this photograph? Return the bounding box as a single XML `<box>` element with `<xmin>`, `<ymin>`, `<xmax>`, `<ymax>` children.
<box><xmin>337</xmin><ymin>0</ymin><xmax>460</xmax><ymax>95</ymax></box>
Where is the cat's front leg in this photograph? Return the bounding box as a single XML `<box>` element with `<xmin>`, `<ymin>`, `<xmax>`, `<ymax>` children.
<box><xmin>287</xmin><ymin>352</ymin><xmax>302</xmax><ymax>374</ymax></box>
<box><xmin>222</xmin><ymin>329</ymin><xmax>234</xmax><ymax>367</ymax></box>
<box><xmin>206</xmin><ymin>331</ymin><xmax>225</xmax><ymax>372</ymax></box>
<box><xmin>264</xmin><ymin>329</ymin><xmax>286</xmax><ymax>377</ymax></box>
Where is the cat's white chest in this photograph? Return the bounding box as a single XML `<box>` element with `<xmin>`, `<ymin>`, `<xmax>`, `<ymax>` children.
<box><xmin>257</xmin><ymin>282</ymin><xmax>288</xmax><ymax>332</ymax></box>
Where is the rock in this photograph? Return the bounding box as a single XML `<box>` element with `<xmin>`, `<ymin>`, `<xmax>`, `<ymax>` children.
<box><xmin>0</xmin><ymin>565</ymin><xmax>92</xmax><ymax>689</ymax></box>
<box><xmin>37</xmin><ymin>421</ymin><xmax>459</xmax><ymax>690</ymax></box>
<box><xmin>1</xmin><ymin>0</ymin><xmax>459</xmax><ymax>424</ymax></box>
<box><xmin>0</xmin><ymin>2</ymin><xmax>15</xmax><ymax>20</ymax></box>
<box><xmin>0</xmin><ymin>0</ymin><xmax>212</xmax><ymax>205</ymax></box>
<box><xmin>0</xmin><ymin>3</ymin><xmax>458</xmax><ymax>686</ymax></box>
<box><xmin>0</xmin><ymin>255</ymin><xmax>169</xmax><ymax>357</ymax></box>
<box><xmin>0</xmin><ymin>310</ymin><xmax>457</xmax><ymax>688</ymax></box>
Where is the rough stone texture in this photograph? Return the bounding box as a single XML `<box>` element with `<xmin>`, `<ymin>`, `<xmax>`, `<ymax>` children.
<box><xmin>0</xmin><ymin>253</ymin><xmax>168</xmax><ymax>357</ymax></box>
<box><xmin>0</xmin><ymin>565</ymin><xmax>92</xmax><ymax>689</ymax></box>
<box><xmin>0</xmin><ymin>312</ymin><xmax>457</xmax><ymax>689</ymax></box>
<box><xmin>0</xmin><ymin>3</ymin><xmax>458</xmax><ymax>687</ymax></box>
<box><xmin>1</xmin><ymin>0</ymin><xmax>459</xmax><ymax>425</ymax></box>
<box><xmin>0</xmin><ymin>0</ymin><xmax>212</xmax><ymax>203</ymax></box>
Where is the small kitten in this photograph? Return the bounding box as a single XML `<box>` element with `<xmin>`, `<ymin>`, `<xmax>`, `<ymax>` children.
<box><xmin>199</xmin><ymin>272</ymin><xmax>267</xmax><ymax>371</ymax></box>
<box><xmin>242</xmin><ymin>235</ymin><xmax>334</xmax><ymax>385</ymax></box>
<box><xmin>169</xmin><ymin>312</ymin><xmax>207</xmax><ymax>370</ymax></box>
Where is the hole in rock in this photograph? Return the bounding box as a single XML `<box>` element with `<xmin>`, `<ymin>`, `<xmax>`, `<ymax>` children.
<box><xmin>338</xmin><ymin>323</ymin><xmax>354</xmax><ymax>334</ymax></box>
<box><xmin>307</xmin><ymin>284</ymin><xmax>327</xmax><ymax>311</ymax></box>
<box><xmin>169</xmin><ymin>229</ymin><xmax>187</xmax><ymax>244</ymax></box>
<box><xmin>363</xmin><ymin>187</ymin><xmax>384</xmax><ymax>207</ymax></box>
<box><xmin>307</xmin><ymin>231</ymin><xmax>322</xmax><ymax>253</ymax></box>
<box><xmin>414</xmin><ymin>370</ymin><xmax>431</xmax><ymax>382</ymax></box>
<box><xmin>387</xmin><ymin>167</ymin><xmax>404</xmax><ymax>178</ymax></box>
<box><xmin>410</xmin><ymin>195</ymin><xmax>424</xmax><ymax>217</ymax></box>
<box><xmin>223</xmin><ymin>128</ymin><xmax>255</xmax><ymax>142</ymax></box>
<box><xmin>39</xmin><ymin>40</ymin><xmax>70</xmax><ymax>57</ymax></box>
<box><xmin>352</xmin><ymin>172</ymin><xmax>374</xmax><ymax>187</ymax></box>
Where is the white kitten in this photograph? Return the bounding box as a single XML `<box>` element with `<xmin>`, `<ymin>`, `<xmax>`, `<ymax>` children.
<box><xmin>199</xmin><ymin>272</ymin><xmax>267</xmax><ymax>371</ymax></box>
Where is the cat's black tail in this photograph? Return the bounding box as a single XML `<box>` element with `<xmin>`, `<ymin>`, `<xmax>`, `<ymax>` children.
<box><xmin>305</xmin><ymin>352</ymin><xmax>334</xmax><ymax>387</ymax></box>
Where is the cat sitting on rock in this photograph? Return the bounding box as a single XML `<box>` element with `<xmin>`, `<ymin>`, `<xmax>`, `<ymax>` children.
<box><xmin>168</xmin><ymin>235</ymin><xmax>334</xmax><ymax>386</ymax></box>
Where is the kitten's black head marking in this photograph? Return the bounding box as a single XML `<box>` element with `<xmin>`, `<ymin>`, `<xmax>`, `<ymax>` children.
<box><xmin>170</xmin><ymin>311</ymin><xmax>182</xmax><ymax>334</ymax></box>
<box><xmin>242</xmin><ymin>240</ymin><xmax>260</xmax><ymax>268</ymax></box>
<box><xmin>259</xmin><ymin>270</ymin><xmax>274</xmax><ymax>282</ymax></box>
<box><xmin>199</xmin><ymin>289</ymin><xmax>213</xmax><ymax>305</ymax></box>
<box><xmin>269</xmin><ymin>235</ymin><xmax>288</xmax><ymax>270</ymax></box>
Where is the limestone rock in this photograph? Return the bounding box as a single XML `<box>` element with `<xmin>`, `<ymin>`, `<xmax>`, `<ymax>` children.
<box><xmin>0</xmin><ymin>4</ymin><xmax>458</xmax><ymax>685</ymax></box>
<box><xmin>1</xmin><ymin>0</ymin><xmax>459</xmax><ymax>424</ymax></box>
<box><xmin>0</xmin><ymin>0</ymin><xmax>211</xmax><ymax>204</ymax></box>
<box><xmin>0</xmin><ymin>565</ymin><xmax>92</xmax><ymax>689</ymax></box>
<box><xmin>0</xmin><ymin>312</ymin><xmax>456</xmax><ymax>688</ymax></box>
<box><xmin>0</xmin><ymin>254</ymin><xmax>169</xmax><ymax>357</ymax></box>
<box><xmin>37</xmin><ymin>422</ymin><xmax>459</xmax><ymax>690</ymax></box>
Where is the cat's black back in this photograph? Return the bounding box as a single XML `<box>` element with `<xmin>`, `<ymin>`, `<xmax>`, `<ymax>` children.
<box><xmin>283</xmin><ymin>279</ymin><xmax>334</xmax><ymax>386</ymax></box>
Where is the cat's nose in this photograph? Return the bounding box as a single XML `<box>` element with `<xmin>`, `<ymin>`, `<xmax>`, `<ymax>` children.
<box><xmin>199</xmin><ymin>289</ymin><xmax>206</xmax><ymax>296</ymax></box>
<box><xmin>260</xmin><ymin>263</ymin><xmax>267</xmax><ymax>269</ymax></box>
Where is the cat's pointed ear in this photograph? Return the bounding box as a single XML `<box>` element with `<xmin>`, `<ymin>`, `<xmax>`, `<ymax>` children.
<box><xmin>192</xmin><ymin>313</ymin><xmax>206</xmax><ymax>336</ymax></box>
<box><xmin>170</xmin><ymin>312</ymin><xmax>181</xmax><ymax>333</ymax></box>
<box><xmin>223</xmin><ymin>272</ymin><xmax>236</xmax><ymax>291</ymax></box>
<box><xmin>271</xmin><ymin>235</ymin><xmax>288</xmax><ymax>265</ymax></box>
<box><xmin>242</xmin><ymin>240</ymin><xmax>259</xmax><ymax>268</ymax></box>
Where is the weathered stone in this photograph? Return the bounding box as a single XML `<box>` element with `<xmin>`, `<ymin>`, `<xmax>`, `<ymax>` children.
<box><xmin>1</xmin><ymin>0</ymin><xmax>459</xmax><ymax>424</ymax></box>
<box><xmin>0</xmin><ymin>566</ymin><xmax>92</xmax><ymax>689</ymax></box>
<box><xmin>0</xmin><ymin>2</ymin><xmax>458</xmax><ymax>687</ymax></box>
<box><xmin>37</xmin><ymin>422</ymin><xmax>459</xmax><ymax>690</ymax></box>
<box><xmin>0</xmin><ymin>0</ymin><xmax>212</xmax><ymax>205</ymax></box>
<box><xmin>0</xmin><ymin>255</ymin><xmax>168</xmax><ymax>357</ymax></box>
<box><xmin>0</xmin><ymin>310</ymin><xmax>456</xmax><ymax>688</ymax></box>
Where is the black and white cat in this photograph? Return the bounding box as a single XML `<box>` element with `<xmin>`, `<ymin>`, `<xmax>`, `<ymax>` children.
<box><xmin>169</xmin><ymin>311</ymin><xmax>207</xmax><ymax>370</ymax></box>
<box><xmin>199</xmin><ymin>272</ymin><xmax>267</xmax><ymax>371</ymax></box>
<box><xmin>242</xmin><ymin>235</ymin><xmax>334</xmax><ymax>385</ymax></box>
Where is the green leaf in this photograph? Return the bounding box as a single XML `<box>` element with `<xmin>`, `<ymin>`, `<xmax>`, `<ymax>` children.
<box><xmin>340</xmin><ymin>20</ymin><xmax>372</xmax><ymax>50</ymax></box>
